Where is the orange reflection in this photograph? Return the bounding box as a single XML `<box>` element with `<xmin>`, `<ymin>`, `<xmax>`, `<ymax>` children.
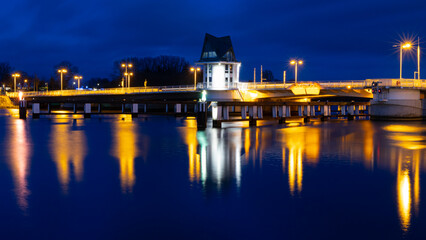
<box><xmin>181</xmin><ymin>118</ymin><xmax>200</xmax><ymax>183</ymax></box>
<box><xmin>112</xmin><ymin>120</ymin><xmax>138</xmax><ymax>193</ymax></box>
<box><xmin>7</xmin><ymin>119</ymin><xmax>31</xmax><ymax>211</ymax></box>
<box><xmin>50</xmin><ymin>119</ymin><xmax>87</xmax><ymax>193</ymax></box>
<box><xmin>280</xmin><ymin>126</ymin><xmax>320</xmax><ymax>195</ymax></box>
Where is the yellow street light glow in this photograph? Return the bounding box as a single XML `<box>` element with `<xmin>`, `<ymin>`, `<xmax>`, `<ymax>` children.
<box><xmin>128</xmin><ymin>64</ymin><xmax>133</xmax><ymax>68</ymax></box>
<box><xmin>190</xmin><ymin>67</ymin><xmax>195</xmax><ymax>72</ymax></box>
<box><xmin>121</xmin><ymin>64</ymin><xmax>126</xmax><ymax>68</ymax></box>
<box><xmin>130</xmin><ymin>72</ymin><xmax>133</xmax><ymax>76</ymax></box>
<box><xmin>290</xmin><ymin>60</ymin><xmax>296</xmax><ymax>65</ymax></box>
<box><xmin>346</xmin><ymin>85</ymin><xmax>351</xmax><ymax>89</ymax></box>
<box><xmin>298</xmin><ymin>61</ymin><xmax>303</xmax><ymax>64</ymax></box>
<box><xmin>402</xmin><ymin>43</ymin><xmax>412</xmax><ymax>49</ymax></box>
<box><xmin>124</xmin><ymin>72</ymin><xmax>128</xmax><ymax>76</ymax></box>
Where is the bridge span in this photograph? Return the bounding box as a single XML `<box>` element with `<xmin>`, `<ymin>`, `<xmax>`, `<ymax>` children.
<box><xmin>9</xmin><ymin>78</ymin><xmax>426</xmax><ymax>124</ymax></box>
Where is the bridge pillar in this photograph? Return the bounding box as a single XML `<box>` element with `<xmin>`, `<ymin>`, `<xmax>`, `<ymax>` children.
<box><xmin>131</xmin><ymin>103</ymin><xmax>138</xmax><ymax>118</ymax></box>
<box><xmin>257</xmin><ymin>106</ymin><xmax>263</xmax><ymax>119</ymax></box>
<box><xmin>48</xmin><ymin>103</ymin><xmax>51</xmax><ymax>114</ymax></box>
<box><xmin>165</xmin><ymin>104</ymin><xmax>168</xmax><ymax>113</ymax></box>
<box><xmin>19</xmin><ymin>100</ymin><xmax>27</xmax><ymax>120</ymax></box>
<box><xmin>347</xmin><ymin>105</ymin><xmax>355</xmax><ymax>120</ymax></box>
<box><xmin>286</xmin><ymin>106</ymin><xmax>291</xmax><ymax>117</ymax></box>
<box><xmin>32</xmin><ymin>103</ymin><xmax>40</xmax><ymax>119</ymax></box>
<box><xmin>355</xmin><ymin>105</ymin><xmax>360</xmax><ymax>115</ymax></box>
<box><xmin>98</xmin><ymin>104</ymin><xmax>102</xmax><ymax>113</ymax></box>
<box><xmin>84</xmin><ymin>103</ymin><xmax>91</xmax><ymax>118</ymax></box>
<box><xmin>298</xmin><ymin>106</ymin><xmax>303</xmax><ymax>117</ymax></box>
<box><xmin>321</xmin><ymin>105</ymin><xmax>330</xmax><ymax>121</ymax></box>
<box><xmin>196</xmin><ymin>102</ymin><xmax>207</xmax><ymax>130</ymax></box>
<box><xmin>122</xmin><ymin>104</ymin><xmax>125</xmax><ymax>113</ymax></box>
<box><xmin>241</xmin><ymin>106</ymin><xmax>247</xmax><ymax>119</ymax></box>
<box><xmin>310</xmin><ymin>105</ymin><xmax>316</xmax><ymax>117</ymax></box>
<box><xmin>340</xmin><ymin>105</ymin><xmax>346</xmax><ymax>116</ymax></box>
<box><xmin>184</xmin><ymin>104</ymin><xmax>187</xmax><ymax>113</ymax></box>
<box><xmin>249</xmin><ymin>106</ymin><xmax>258</xmax><ymax>119</ymax></box>
<box><xmin>144</xmin><ymin>104</ymin><xmax>147</xmax><ymax>113</ymax></box>
<box><xmin>272</xmin><ymin>106</ymin><xmax>277</xmax><ymax>118</ymax></box>
<box><xmin>73</xmin><ymin>104</ymin><xmax>77</xmax><ymax>113</ymax></box>
<box><xmin>223</xmin><ymin>106</ymin><xmax>230</xmax><ymax>120</ymax></box>
<box><xmin>175</xmin><ymin>104</ymin><xmax>182</xmax><ymax>113</ymax></box>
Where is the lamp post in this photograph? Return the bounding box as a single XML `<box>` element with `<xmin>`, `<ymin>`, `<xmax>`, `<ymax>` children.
<box><xmin>57</xmin><ymin>69</ymin><xmax>67</xmax><ymax>91</ymax></box>
<box><xmin>124</xmin><ymin>72</ymin><xmax>133</xmax><ymax>88</ymax></box>
<box><xmin>290</xmin><ymin>60</ymin><xmax>303</xmax><ymax>84</ymax></box>
<box><xmin>417</xmin><ymin>37</ymin><xmax>421</xmax><ymax>79</ymax></box>
<box><xmin>74</xmin><ymin>75</ymin><xmax>83</xmax><ymax>88</ymax></box>
<box><xmin>394</xmin><ymin>42</ymin><xmax>412</xmax><ymax>79</ymax></box>
<box><xmin>11</xmin><ymin>73</ymin><xmax>20</xmax><ymax>92</ymax></box>
<box><xmin>190</xmin><ymin>66</ymin><xmax>201</xmax><ymax>90</ymax></box>
<box><xmin>121</xmin><ymin>62</ymin><xmax>133</xmax><ymax>88</ymax></box>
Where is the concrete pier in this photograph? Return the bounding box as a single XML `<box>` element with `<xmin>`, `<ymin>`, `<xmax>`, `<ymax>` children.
<box><xmin>84</xmin><ymin>103</ymin><xmax>91</xmax><ymax>118</ymax></box>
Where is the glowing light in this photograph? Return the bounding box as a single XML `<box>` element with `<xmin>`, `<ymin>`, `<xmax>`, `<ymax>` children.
<box><xmin>7</xmin><ymin>120</ymin><xmax>31</xmax><ymax>211</ymax></box>
<box><xmin>290</xmin><ymin>60</ymin><xmax>296</xmax><ymax>65</ymax></box>
<box><xmin>18</xmin><ymin>92</ymin><xmax>23</xmax><ymax>100</ymax></box>
<box><xmin>201</xmin><ymin>90</ymin><xmax>207</xmax><ymax>102</ymax></box>
<box><xmin>346</xmin><ymin>85</ymin><xmax>352</xmax><ymax>89</ymax></box>
<box><xmin>402</xmin><ymin>43</ymin><xmax>412</xmax><ymax>49</ymax></box>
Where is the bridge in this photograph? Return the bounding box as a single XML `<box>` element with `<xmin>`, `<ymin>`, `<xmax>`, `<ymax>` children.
<box><xmin>9</xmin><ymin>78</ymin><xmax>426</xmax><ymax>126</ymax></box>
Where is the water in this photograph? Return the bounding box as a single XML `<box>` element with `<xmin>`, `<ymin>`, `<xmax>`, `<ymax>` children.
<box><xmin>1</xmin><ymin>109</ymin><xmax>426</xmax><ymax>239</ymax></box>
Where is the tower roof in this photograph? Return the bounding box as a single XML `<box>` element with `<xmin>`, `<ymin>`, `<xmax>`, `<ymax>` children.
<box><xmin>199</xmin><ymin>33</ymin><xmax>237</xmax><ymax>62</ymax></box>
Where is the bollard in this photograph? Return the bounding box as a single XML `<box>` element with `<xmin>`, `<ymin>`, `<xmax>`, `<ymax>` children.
<box><xmin>32</xmin><ymin>103</ymin><xmax>40</xmax><ymax>119</ymax></box>
<box><xmin>196</xmin><ymin>102</ymin><xmax>207</xmax><ymax>130</ymax></box>
<box><xmin>84</xmin><ymin>103</ymin><xmax>91</xmax><ymax>118</ymax></box>
<box><xmin>19</xmin><ymin>100</ymin><xmax>27</xmax><ymax>119</ymax></box>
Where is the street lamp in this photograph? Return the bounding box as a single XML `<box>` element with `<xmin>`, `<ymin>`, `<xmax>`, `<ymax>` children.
<box><xmin>290</xmin><ymin>60</ymin><xmax>303</xmax><ymax>84</ymax></box>
<box><xmin>190</xmin><ymin>66</ymin><xmax>201</xmax><ymax>90</ymax></box>
<box><xmin>57</xmin><ymin>69</ymin><xmax>67</xmax><ymax>91</ymax></box>
<box><xmin>394</xmin><ymin>42</ymin><xmax>412</xmax><ymax>79</ymax></box>
<box><xmin>11</xmin><ymin>73</ymin><xmax>20</xmax><ymax>92</ymax></box>
<box><xmin>124</xmin><ymin>72</ymin><xmax>133</xmax><ymax>88</ymax></box>
<box><xmin>121</xmin><ymin>62</ymin><xmax>133</xmax><ymax>88</ymax></box>
<box><xmin>74</xmin><ymin>75</ymin><xmax>83</xmax><ymax>89</ymax></box>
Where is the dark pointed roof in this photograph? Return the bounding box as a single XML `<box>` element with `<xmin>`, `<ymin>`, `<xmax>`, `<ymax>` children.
<box><xmin>199</xmin><ymin>33</ymin><xmax>238</xmax><ymax>62</ymax></box>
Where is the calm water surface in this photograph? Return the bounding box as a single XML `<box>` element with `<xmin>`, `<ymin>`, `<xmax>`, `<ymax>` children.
<box><xmin>1</xmin><ymin>109</ymin><xmax>426</xmax><ymax>239</ymax></box>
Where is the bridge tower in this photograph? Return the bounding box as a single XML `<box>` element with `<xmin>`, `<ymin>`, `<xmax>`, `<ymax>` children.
<box><xmin>197</xmin><ymin>33</ymin><xmax>241</xmax><ymax>89</ymax></box>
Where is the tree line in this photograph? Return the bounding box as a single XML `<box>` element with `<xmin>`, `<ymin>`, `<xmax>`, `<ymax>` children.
<box><xmin>0</xmin><ymin>55</ymin><xmax>281</xmax><ymax>91</ymax></box>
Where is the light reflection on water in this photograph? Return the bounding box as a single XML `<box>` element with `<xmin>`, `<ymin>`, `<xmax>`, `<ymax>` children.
<box><xmin>7</xmin><ymin>119</ymin><xmax>31</xmax><ymax>211</ymax></box>
<box><xmin>2</xmin><ymin>111</ymin><xmax>426</xmax><ymax>237</ymax></box>
<box><xmin>50</xmin><ymin>119</ymin><xmax>87</xmax><ymax>193</ymax></box>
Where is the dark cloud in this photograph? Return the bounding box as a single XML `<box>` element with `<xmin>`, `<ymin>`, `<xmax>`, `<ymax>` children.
<box><xmin>1</xmin><ymin>0</ymin><xmax>426</xmax><ymax>81</ymax></box>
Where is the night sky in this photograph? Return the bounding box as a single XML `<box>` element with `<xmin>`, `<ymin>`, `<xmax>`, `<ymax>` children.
<box><xmin>2</xmin><ymin>0</ymin><xmax>426</xmax><ymax>82</ymax></box>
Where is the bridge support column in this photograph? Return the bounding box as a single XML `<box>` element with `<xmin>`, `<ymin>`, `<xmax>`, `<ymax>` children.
<box><xmin>122</xmin><ymin>104</ymin><xmax>125</xmax><ymax>113</ymax></box>
<box><xmin>355</xmin><ymin>105</ymin><xmax>360</xmax><ymax>115</ymax></box>
<box><xmin>184</xmin><ymin>104</ymin><xmax>187</xmax><ymax>113</ymax></box>
<box><xmin>73</xmin><ymin>104</ymin><xmax>77</xmax><ymax>113</ymax></box>
<box><xmin>175</xmin><ymin>104</ymin><xmax>182</xmax><ymax>116</ymax></box>
<box><xmin>241</xmin><ymin>106</ymin><xmax>247</xmax><ymax>119</ymax></box>
<box><xmin>212</xmin><ymin>104</ymin><xmax>222</xmax><ymax>128</ymax></box>
<box><xmin>131</xmin><ymin>103</ymin><xmax>138</xmax><ymax>118</ymax></box>
<box><xmin>278</xmin><ymin>106</ymin><xmax>286</xmax><ymax>123</ymax></box>
<box><xmin>165</xmin><ymin>104</ymin><xmax>168</xmax><ymax>113</ymax></box>
<box><xmin>196</xmin><ymin>102</ymin><xmax>207</xmax><ymax>130</ymax></box>
<box><xmin>144</xmin><ymin>104</ymin><xmax>147</xmax><ymax>113</ymax></box>
<box><xmin>272</xmin><ymin>106</ymin><xmax>277</xmax><ymax>118</ymax></box>
<box><xmin>248</xmin><ymin>106</ymin><xmax>258</xmax><ymax>126</ymax></box>
<box><xmin>19</xmin><ymin>100</ymin><xmax>27</xmax><ymax>120</ymax></box>
<box><xmin>84</xmin><ymin>103</ymin><xmax>91</xmax><ymax>118</ymax></box>
<box><xmin>347</xmin><ymin>105</ymin><xmax>355</xmax><ymax>120</ymax></box>
<box><xmin>223</xmin><ymin>106</ymin><xmax>230</xmax><ymax>120</ymax></box>
<box><xmin>48</xmin><ymin>103</ymin><xmax>51</xmax><ymax>114</ymax></box>
<box><xmin>286</xmin><ymin>106</ymin><xmax>291</xmax><ymax>117</ymax></box>
<box><xmin>32</xmin><ymin>103</ymin><xmax>40</xmax><ymax>119</ymax></box>
<box><xmin>257</xmin><ymin>106</ymin><xmax>263</xmax><ymax>119</ymax></box>
<box><xmin>310</xmin><ymin>105</ymin><xmax>316</xmax><ymax>117</ymax></box>
<box><xmin>321</xmin><ymin>105</ymin><xmax>330</xmax><ymax>121</ymax></box>
<box><xmin>340</xmin><ymin>105</ymin><xmax>346</xmax><ymax>116</ymax></box>
<box><xmin>298</xmin><ymin>106</ymin><xmax>303</xmax><ymax>117</ymax></box>
<box><xmin>304</xmin><ymin>105</ymin><xmax>311</xmax><ymax>122</ymax></box>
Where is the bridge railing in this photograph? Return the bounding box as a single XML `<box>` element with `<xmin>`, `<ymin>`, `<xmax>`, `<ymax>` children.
<box><xmin>365</xmin><ymin>79</ymin><xmax>426</xmax><ymax>88</ymax></box>
<box><xmin>7</xmin><ymin>85</ymin><xmax>196</xmax><ymax>98</ymax></box>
